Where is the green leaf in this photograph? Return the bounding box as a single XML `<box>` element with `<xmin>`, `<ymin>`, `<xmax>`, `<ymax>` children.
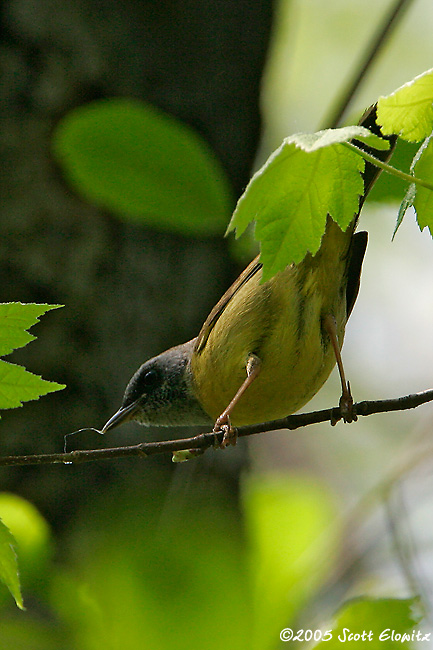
<box><xmin>0</xmin><ymin>493</ymin><xmax>51</xmax><ymax>584</ymax></box>
<box><xmin>0</xmin><ymin>518</ymin><xmax>24</xmax><ymax>609</ymax></box>
<box><xmin>242</xmin><ymin>475</ymin><xmax>338</xmax><ymax>650</ymax></box>
<box><xmin>290</xmin><ymin>126</ymin><xmax>390</xmax><ymax>152</ymax></box>
<box><xmin>393</xmin><ymin>183</ymin><xmax>416</xmax><ymax>239</ymax></box>
<box><xmin>227</xmin><ymin>128</ymin><xmax>366</xmax><ymax>279</ymax></box>
<box><xmin>0</xmin><ymin>303</ymin><xmax>65</xmax><ymax>412</ymax></box>
<box><xmin>0</xmin><ymin>303</ymin><xmax>62</xmax><ymax>357</ymax></box>
<box><xmin>52</xmin><ymin>98</ymin><xmax>232</xmax><ymax>237</ymax></box>
<box><xmin>377</xmin><ymin>68</ymin><xmax>433</xmax><ymax>142</ymax></box>
<box><xmin>312</xmin><ymin>597</ymin><xmax>423</xmax><ymax>649</ymax></box>
<box><xmin>0</xmin><ymin>360</ymin><xmax>65</xmax><ymax>410</ymax></box>
<box><xmin>412</xmin><ymin>136</ymin><xmax>433</xmax><ymax>235</ymax></box>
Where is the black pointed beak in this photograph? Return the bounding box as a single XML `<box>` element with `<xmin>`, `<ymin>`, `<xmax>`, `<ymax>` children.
<box><xmin>101</xmin><ymin>400</ymin><xmax>141</xmax><ymax>433</ymax></box>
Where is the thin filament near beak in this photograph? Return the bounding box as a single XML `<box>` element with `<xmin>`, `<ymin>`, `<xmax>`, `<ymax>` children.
<box><xmin>101</xmin><ymin>400</ymin><xmax>141</xmax><ymax>433</ymax></box>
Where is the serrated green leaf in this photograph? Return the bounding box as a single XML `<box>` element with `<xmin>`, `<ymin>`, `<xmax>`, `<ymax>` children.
<box><xmin>52</xmin><ymin>98</ymin><xmax>232</xmax><ymax>237</ymax></box>
<box><xmin>0</xmin><ymin>303</ymin><xmax>62</xmax><ymax>357</ymax></box>
<box><xmin>0</xmin><ymin>518</ymin><xmax>24</xmax><ymax>609</ymax></box>
<box><xmin>393</xmin><ymin>183</ymin><xmax>416</xmax><ymax>239</ymax></box>
<box><xmin>0</xmin><ymin>360</ymin><xmax>65</xmax><ymax>410</ymax></box>
<box><xmin>377</xmin><ymin>68</ymin><xmax>433</xmax><ymax>142</ymax></box>
<box><xmin>312</xmin><ymin>597</ymin><xmax>422</xmax><ymax>649</ymax></box>
<box><xmin>0</xmin><ymin>303</ymin><xmax>65</xmax><ymax>413</ymax></box>
<box><xmin>291</xmin><ymin>126</ymin><xmax>389</xmax><ymax>152</ymax></box>
<box><xmin>227</xmin><ymin>132</ymin><xmax>364</xmax><ymax>279</ymax></box>
<box><xmin>412</xmin><ymin>136</ymin><xmax>433</xmax><ymax>235</ymax></box>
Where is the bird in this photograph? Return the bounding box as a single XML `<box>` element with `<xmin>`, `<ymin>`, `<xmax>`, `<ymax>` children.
<box><xmin>102</xmin><ymin>105</ymin><xmax>396</xmax><ymax>446</ymax></box>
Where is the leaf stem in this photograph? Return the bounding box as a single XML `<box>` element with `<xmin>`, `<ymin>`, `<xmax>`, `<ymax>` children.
<box><xmin>344</xmin><ymin>141</ymin><xmax>433</xmax><ymax>192</ymax></box>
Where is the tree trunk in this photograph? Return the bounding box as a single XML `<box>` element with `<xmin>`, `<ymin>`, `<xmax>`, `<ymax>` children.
<box><xmin>0</xmin><ymin>0</ymin><xmax>274</xmax><ymax>522</ymax></box>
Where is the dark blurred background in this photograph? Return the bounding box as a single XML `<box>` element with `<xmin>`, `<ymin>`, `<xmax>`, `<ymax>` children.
<box><xmin>0</xmin><ymin>0</ymin><xmax>273</xmax><ymax>525</ymax></box>
<box><xmin>2</xmin><ymin>1</ymin><xmax>433</xmax><ymax>647</ymax></box>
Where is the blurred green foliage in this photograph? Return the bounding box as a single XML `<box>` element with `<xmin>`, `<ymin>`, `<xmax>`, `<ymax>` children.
<box><xmin>0</xmin><ymin>518</ymin><xmax>23</xmax><ymax>610</ymax></box>
<box><xmin>52</xmin><ymin>98</ymin><xmax>233</xmax><ymax>237</ymax></box>
<box><xmin>0</xmin><ymin>477</ymin><xmax>424</xmax><ymax>649</ymax></box>
<box><xmin>242</xmin><ymin>475</ymin><xmax>338</xmax><ymax>650</ymax></box>
<box><xmin>315</xmin><ymin>597</ymin><xmax>422</xmax><ymax>649</ymax></box>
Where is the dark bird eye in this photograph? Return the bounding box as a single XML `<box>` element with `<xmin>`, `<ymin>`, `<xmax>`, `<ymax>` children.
<box><xmin>143</xmin><ymin>369</ymin><xmax>158</xmax><ymax>387</ymax></box>
<box><xmin>122</xmin><ymin>365</ymin><xmax>162</xmax><ymax>408</ymax></box>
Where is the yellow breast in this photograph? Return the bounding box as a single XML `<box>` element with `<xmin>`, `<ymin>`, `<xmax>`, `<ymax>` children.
<box><xmin>190</xmin><ymin>219</ymin><xmax>352</xmax><ymax>426</ymax></box>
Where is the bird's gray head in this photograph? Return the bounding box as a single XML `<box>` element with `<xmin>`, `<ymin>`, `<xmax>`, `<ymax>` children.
<box><xmin>101</xmin><ymin>339</ymin><xmax>211</xmax><ymax>433</ymax></box>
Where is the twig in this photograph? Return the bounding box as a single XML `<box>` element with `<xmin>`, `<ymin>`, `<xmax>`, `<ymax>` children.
<box><xmin>1</xmin><ymin>389</ymin><xmax>433</xmax><ymax>467</ymax></box>
<box><xmin>322</xmin><ymin>0</ymin><xmax>414</xmax><ymax>129</ymax></box>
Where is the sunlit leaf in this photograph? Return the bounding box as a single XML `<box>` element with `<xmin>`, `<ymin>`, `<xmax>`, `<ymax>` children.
<box><xmin>412</xmin><ymin>136</ymin><xmax>433</xmax><ymax>235</ymax></box>
<box><xmin>377</xmin><ymin>68</ymin><xmax>433</xmax><ymax>142</ymax></box>
<box><xmin>0</xmin><ymin>303</ymin><xmax>65</xmax><ymax>412</ymax></box>
<box><xmin>52</xmin><ymin>98</ymin><xmax>232</xmax><ymax>237</ymax></box>
<box><xmin>0</xmin><ymin>360</ymin><xmax>65</xmax><ymax>410</ymax></box>
<box><xmin>393</xmin><ymin>183</ymin><xmax>416</xmax><ymax>239</ymax></box>
<box><xmin>0</xmin><ymin>303</ymin><xmax>62</xmax><ymax>357</ymax></box>
<box><xmin>227</xmin><ymin>127</ymin><xmax>370</xmax><ymax>279</ymax></box>
<box><xmin>291</xmin><ymin>126</ymin><xmax>389</xmax><ymax>152</ymax></box>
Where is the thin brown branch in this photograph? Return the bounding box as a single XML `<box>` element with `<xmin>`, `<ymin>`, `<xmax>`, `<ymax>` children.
<box><xmin>321</xmin><ymin>0</ymin><xmax>414</xmax><ymax>129</ymax></box>
<box><xmin>1</xmin><ymin>389</ymin><xmax>433</xmax><ymax>467</ymax></box>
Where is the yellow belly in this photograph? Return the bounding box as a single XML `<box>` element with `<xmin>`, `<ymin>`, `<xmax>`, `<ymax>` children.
<box><xmin>190</xmin><ymin>220</ymin><xmax>351</xmax><ymax>426</ymax></box>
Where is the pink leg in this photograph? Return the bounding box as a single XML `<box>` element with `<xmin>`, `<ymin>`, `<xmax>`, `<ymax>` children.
<box><xmin>323</xmin><ymin>314</ymin><xmax>357</xmax><ymax>424</ymax></box>
<box><xmin>214</xmin><ymin>354</ymin><xmax>262</xmax><ymax>447</ymax></box>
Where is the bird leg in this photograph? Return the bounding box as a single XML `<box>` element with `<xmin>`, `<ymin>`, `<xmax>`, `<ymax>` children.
<box><xmin>323</xmin><ymin>314</ymin><xmax>357</xmax><ymax>424</ymax></box>
<box><xmin>214</xmin><ymin>353</ymin><xmax>262</xmax><ymax>448</ymax></box>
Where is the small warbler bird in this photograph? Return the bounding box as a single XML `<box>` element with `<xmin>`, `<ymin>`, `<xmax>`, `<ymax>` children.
<box><xmin>102</xmin><ymin>106</ymin><xmax>395</xmax><ymax>445</ymax></box>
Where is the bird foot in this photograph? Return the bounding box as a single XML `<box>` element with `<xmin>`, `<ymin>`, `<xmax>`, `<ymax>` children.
<box><xmin>213</xmin><ymin>414</ymin><xmax>238</xmax><ymax>448</ymax></box>
<box><xmin>333</xmin><ymin>381</ymin><xmax>357</xmax><ymax>425</ymax></box>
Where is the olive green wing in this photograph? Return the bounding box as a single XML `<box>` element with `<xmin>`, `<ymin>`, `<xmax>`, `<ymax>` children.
<box><xmin>194</xmin><ymin>255</ymin><xmax>262</xmax><ymax>354</ymax></box>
